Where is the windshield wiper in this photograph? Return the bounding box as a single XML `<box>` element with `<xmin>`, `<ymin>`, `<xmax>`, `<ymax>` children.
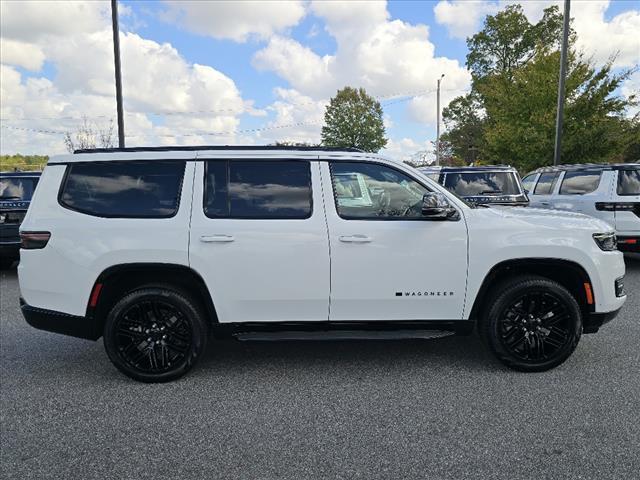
<box><xmin>0</xmin><ymin>196</ymin><xmax>22</xmax><ymax>200</ymax></box>
<box><xmin>480</xmin><ymin>190</ymin><xmax>502</xmax><ymax>195</ymax></box>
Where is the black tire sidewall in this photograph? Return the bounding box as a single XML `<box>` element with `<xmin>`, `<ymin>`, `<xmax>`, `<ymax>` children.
<box><xmin>482</xmin><ymin>277</ymin><xmax>582</xmax><ymax>372</ymax></box>
<box><xmin>103</xmin><ymin>287</ymin><xmax>208</xmax><ymax>383</ymax></box>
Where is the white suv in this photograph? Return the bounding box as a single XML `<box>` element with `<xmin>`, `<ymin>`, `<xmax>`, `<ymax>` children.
<box><xmin>523</xmin><ymin>164</ymin><xmax>639</xmax><ymax>252</ymax></box>
<box><xmin>18</xmin><ymin>147</ymin><xmax>626</xmax><ymax>382</ymax></box>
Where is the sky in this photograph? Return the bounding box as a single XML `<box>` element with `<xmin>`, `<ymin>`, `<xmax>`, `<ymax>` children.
<box><xmin>0</xmin><ymin>0</ymin><xmax>638</xmax><ymax>162</ymax></box>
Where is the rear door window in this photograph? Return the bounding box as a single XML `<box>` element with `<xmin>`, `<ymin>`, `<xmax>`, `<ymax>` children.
<box><xmin>617</xmin><ymin>169</ymin><xmax>640</xmax><ymax>195</ymax></box>
<box><xmin>59</xmin><ymin>161</ymin><xmax>185</xmax><ymax>218</ymax></box>
<box><xmin>443</xmin><ymin>171</ymin><xmax>521</xmax><ymax>196</ymax></box>
<box><xmin>559</xmin><ymin>171</ymin><xmax>601</xmax><ymax>195</ymax></box>
<box><xmin>533</xmin><ymin>172</ymin><xmax>560</xmax><ymax>195</ymax></box>
<box><xmin>205</xmin><ymin>160</ymin><xmax>312</xmax><ymax>219</ymax></box>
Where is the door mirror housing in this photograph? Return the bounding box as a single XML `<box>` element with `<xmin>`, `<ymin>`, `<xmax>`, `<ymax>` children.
<box><xmin>421</xmin><ymin>192</ymin><xmax>459</xmax><ymax>220</ymax></box>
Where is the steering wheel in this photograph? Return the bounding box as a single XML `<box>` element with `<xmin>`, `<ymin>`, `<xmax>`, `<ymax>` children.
<box><xmin>402</xmin><ymin>199</ymin><xmax>423</xmax><ymax>217</ymax></box>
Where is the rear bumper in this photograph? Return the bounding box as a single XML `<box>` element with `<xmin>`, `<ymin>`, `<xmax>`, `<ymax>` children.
<box><xmin>583</xmin><ymin>307</ymin><xmax>623</xmax><ymax>334</ymax></box>
<box><xmin>20</xmin><ymin>298</ymin><xmax>100</xmax><ymax>340</ymax></box>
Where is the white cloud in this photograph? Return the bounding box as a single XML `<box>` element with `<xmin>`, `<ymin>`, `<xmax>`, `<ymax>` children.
<box><xmin>1</xmin><ymin>1</ymin><xmax>249</xmax><ymax>154</ymax></box>
<box><xmin>161</xmin><ymin>0</ymin><xmax>306</xmax><ymax>42</ymax></box>
<box><xmin>0</xmin><ymin>38</ymin><xmax>46</xmax><ymax>71</ymax></box>
<box><xmin>253</xmin><ymin>1</ymin><xmax>472</xmax><ymax>126</ymax></box>
<box><xmin>382</xmin><ymin>137</ymin><xmax>432</xmax><ymax>164</ymax></box>
<box><xmin>572</xmin><ymin>1</ymin><xmax>640</xmax><ymax>68</ymax></box>
<box><xmin>253</xmin><ymin>36</ymin><xmax>334</xmax><ymax>94</ymax></box>
<box><xmin>434</xmin><ymin>0</ymin><xmax>640</xmax><ymax>68</ymax></box>
<box><xmin>256</xmin><ymin>88</ymin><xmax>326</xmax><ymax>145</ymax></box>
<box><xmin>434</xmin><ymin>0</ymin><xmax>498</xmax><ymax>39</ymax></box>
<box><xmin>0</xmin><ymin>0</ymin><xmax>109</xmax><ymax>41</ymax></box>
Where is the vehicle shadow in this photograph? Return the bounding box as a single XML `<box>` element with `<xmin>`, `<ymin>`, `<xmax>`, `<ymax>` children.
<box><xmin>624</xmin><ymin>253</ymin><xmax>640</xmax><ymax>270</ymax></box>
<box><xmin>194</xmin><ymin>333</ymin><xmax>505</xmax><ymax>377</ymax></box>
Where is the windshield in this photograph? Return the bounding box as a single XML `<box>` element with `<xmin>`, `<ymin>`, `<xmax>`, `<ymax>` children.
<box><xmin>0</xmin><ymin>177</ymin><xmax>39</xmax><ymax>201</ymax></box>
<box><xmin>444</xmin><ymin>171</ymin><xmax>522</xmax><ymax>196</ymax></box>
<box><xmin>617</xmin><ymin>169</ymin><xmax>640</xmax><ymax>195</ymax></box>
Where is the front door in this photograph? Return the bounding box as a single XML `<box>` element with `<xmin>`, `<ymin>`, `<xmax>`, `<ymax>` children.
<box><xmin>189</xmin><ymin>158</ymin><xmax>330</xmax><ymax>323</ymax></box>
<box><xmin>322</xmin><ymin>161</ymin><xmax>468</xmax><ymax>321</ymax></box>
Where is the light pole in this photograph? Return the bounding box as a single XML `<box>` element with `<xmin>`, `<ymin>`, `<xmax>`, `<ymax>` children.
<box><xmin>436</xmin><ymin>74</ymin><xmax>445</xmax><ymax>166</ymax></box>
<box><xmin>111</xmin><ymin>0</ymin><xmax>125</xmax><ymax>148</ymax></box>
<box><xmin>553</xmin><ymin>0</ymin><xmax>570</xmax><ymax>165</ymax></box>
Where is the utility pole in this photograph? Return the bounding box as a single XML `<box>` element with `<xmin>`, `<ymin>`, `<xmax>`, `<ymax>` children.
<box><xmin>553</xmin><ymin>0</ymin><xmax>570</xmax><ymax>165</ymax></box>
<box><xmin>436</xmin><ymin>74</ymin><xmax>445</xmax><ymax>166</ymax></box>
<box><xmin>111</xmin><ymin>0</ymin><xmax>125</xmax><ymax>148</ymax></box>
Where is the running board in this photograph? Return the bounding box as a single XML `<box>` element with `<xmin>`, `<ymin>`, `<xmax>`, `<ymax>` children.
<box><xmin>234</xmin><ymin>329</ymin><xmax>455</xmax><ymax>342</ymax></box>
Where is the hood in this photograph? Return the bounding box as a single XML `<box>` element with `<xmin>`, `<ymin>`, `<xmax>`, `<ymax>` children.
<box><xmin>468</xmin><ymin>206</ymin><xmax>613</xmax><ymax>233</ymax></box>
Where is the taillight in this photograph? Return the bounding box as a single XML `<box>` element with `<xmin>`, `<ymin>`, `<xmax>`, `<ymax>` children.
<box><xmin>595</xmin><ymin>202</ymin><xmax>636</xmax><ymax>211</ymax></box>
<box><xmin>20</xmin><ymin>231</ymin><xmax>51</xmax><ymax>249</ymax></box>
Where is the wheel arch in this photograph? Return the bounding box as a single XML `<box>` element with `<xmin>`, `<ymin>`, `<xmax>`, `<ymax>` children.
<box><xmin>469</xmin><ymin>258</ymin><xmax>594</xmax><ymax>324</ymax></box>
<box><xmin>86</xmin><ymin>263</ymin><xmax>218</xmax><ymax>338</ymax></box>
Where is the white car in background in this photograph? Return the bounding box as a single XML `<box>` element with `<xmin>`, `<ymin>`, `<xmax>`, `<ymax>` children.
<box><xmin>523</xmin><ymin>164</ymin><xmax>639</xmax><ymax>252</ymax></box>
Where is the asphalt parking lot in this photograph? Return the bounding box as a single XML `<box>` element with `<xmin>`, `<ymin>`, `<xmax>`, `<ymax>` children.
<box><xmin>1</xmin><ymin>258</ymin><xmax>639</xmax><ymax>480</ymax></box>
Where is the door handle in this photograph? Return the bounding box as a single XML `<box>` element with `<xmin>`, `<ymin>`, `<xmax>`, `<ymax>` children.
<box><xmin>339</xmin><ymin>235</ymin><xmax>372</xmax><ymax>243</ymax></box>
<box><xmin>200</xmin><ymin>235</ymin><xmax>235</xmax><ymax>243</ymax></box>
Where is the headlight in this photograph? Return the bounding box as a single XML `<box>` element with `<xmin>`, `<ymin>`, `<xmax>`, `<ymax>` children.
<box><xmin>593</xmin><ymin>232</ymin><xmax>617</xmax><ymax>251</ymax></box>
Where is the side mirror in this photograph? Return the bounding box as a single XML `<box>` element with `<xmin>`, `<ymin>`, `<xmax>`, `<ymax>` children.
<box><xmin>421</xmin><ymin>192</ymin><xmax>459</xmax><ymax>220</ymax></box>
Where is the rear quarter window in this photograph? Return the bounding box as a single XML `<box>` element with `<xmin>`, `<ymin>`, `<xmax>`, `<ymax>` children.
<box><xmin>59</xmin><ymin>161</ymin><xmax>185</xmax><ymax>218</ymax></box>
<box><xmin>559</xmin><ymin>171</ymin><xmax>601</xmax><ymax>195</ymax></box>
<box><xmin>617</xmin><ymin>169</ymin><xmax>640</xmax><ymax>195</ymax></box>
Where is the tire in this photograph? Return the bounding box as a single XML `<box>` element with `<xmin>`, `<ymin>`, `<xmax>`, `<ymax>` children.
<box><xmin>479</xmin><ymin>275</ymin><xmax>582</xmax><ymax>372</ymax></box>
<box><xmin>103</xmin><ymin>286</ymin><xmax>209</xmax><ymax>382</ymax></box>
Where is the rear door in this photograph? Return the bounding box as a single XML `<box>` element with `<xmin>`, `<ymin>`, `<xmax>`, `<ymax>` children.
<box><xmin>552</xmin><ymin>169</ymin><xmax>604</xmax><ymax>217</ymax></box>
<box><xmin>613</xmin><ymin>167</ymin><xmax>640</xmax><ymax>236</ymax></box>
<box><xmin>529</xmin><ymin>171</ymin><xmax>561</xmax><ymax>210</ymax></box>
<box><xmin>189</xmin><ymin>157</ymin><xmax>330</xmax><ymax>323</ymax></box>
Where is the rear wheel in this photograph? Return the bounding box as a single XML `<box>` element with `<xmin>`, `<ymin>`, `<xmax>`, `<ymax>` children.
<box><xmin>480</xmin><ymin>275</ymin><xmax>582</xmax><ymax>372</ymax></box>
<box><xmin>103</xmin><ymin>287</ymin><xmax>208</xmax><ymax>382</ymax></box>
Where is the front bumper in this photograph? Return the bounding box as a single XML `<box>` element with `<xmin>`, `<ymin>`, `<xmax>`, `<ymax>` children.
<box><xmin>583</xmin><ymin>307</ymin><xmax>623</xmax><ymax>334</ymax></box>
<box><xmin>20</xmin><ymin>298</ymin><xmax>100</xmax><ymax>340</ymax></box>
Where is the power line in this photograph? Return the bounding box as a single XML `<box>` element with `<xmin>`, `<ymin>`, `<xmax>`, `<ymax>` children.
<box><xmin>1</xmin><ymin>120</ymin><xmax>323</xmax><ymax>139</ymax></box>
<box><xmin>0</xmin><ymin>88</ymin><xmax>468</xmax><ymax>123</ymax></box>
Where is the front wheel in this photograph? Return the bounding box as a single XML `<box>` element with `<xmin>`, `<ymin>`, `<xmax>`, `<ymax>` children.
<box><xmin>480</xmin><ymin>275</ymin><xmax>582</xmax><ymax>372</ymax></box>
<box><xmin>103</xmin><ymin>287</ymin><xmax>208</xmax><ymax>382</ymax></box>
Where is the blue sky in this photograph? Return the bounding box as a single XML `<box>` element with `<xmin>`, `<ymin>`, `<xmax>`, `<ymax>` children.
<box><xmin>1</xmin><ymin>1</ymin><xmax>638</xmax><ymax>159</ymax></box>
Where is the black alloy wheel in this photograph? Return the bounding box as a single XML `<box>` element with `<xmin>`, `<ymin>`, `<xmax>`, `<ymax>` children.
<box><xmin>498</xmin><ymin>292</ymin><xmax>571</xmax><ymax>362</ymax></box>
<box><xmin>104</xmin><ymin>287</ymin><xmax>208</xmax><ymax>382</ymax></box>
<box><xmin>481</xmin><ymin>275</ymin><xmax>582</xmax><ymax>372</ymax></box>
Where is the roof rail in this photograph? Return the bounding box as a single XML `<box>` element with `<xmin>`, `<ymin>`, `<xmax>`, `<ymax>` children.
<box><xmin>530</xmin><ymin>162</ymin><xmax>639</xmax><ymax>174</ymax></box>
<box><xmin>73</xmin><ymin>145</ymin><xmax>366</xmax><ymax>154</ymax></box>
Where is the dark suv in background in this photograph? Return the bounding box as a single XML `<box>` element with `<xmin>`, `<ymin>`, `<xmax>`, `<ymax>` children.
<box><xmin>0</xmin><ymin>171</ymin><xmax>41</xmax><ymax>267</ymax></box>
<box><xmin>418</xmin><ymin>165</ymin><xmax>529</xmax><ymax>207</ymax></box>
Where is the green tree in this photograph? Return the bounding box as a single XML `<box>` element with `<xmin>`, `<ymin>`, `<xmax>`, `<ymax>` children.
<box><xmin>466</xmin><ymin>5</ymin><xmax>565</xmax><ymax>81</ymax></box>
<box><xmin>443</xmin><ymin>4</ymin><xmax>637</xmax><ymax>172</ymax></box>
<box><xmin>0</xmin><ymin>154</ymin><xmax>48</xmax><ymax>172</ymax></box>
<box><xmin>441</xmin><ymin>92</ymin><xmax>486</xmax><ymax>164</ymax></box>
<box><xmin>321</xmin><ymin>87</ymin><xmax>387</xmax><ymax>152</ymax></box>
